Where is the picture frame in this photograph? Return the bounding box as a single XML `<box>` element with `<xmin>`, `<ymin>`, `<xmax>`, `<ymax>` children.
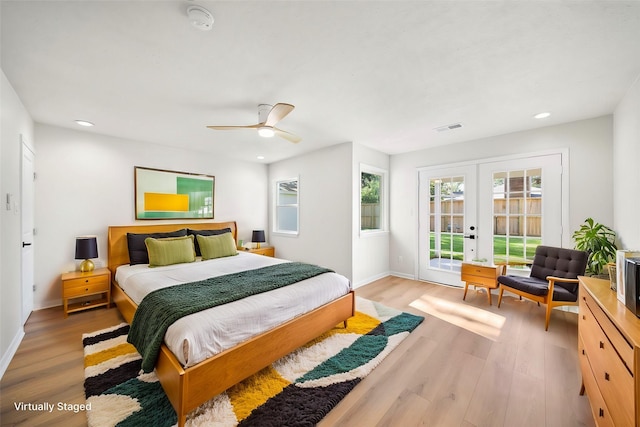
<box><xmin>134</xmin><ymin>166</ymin><xmax>214</xmax><ymax>220</ymax></box>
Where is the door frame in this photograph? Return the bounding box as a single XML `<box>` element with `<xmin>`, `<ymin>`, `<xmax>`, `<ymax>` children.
<box><xmin>414</xmin><ymin>148</ymin><xmax>570</xmax><ymax>282</ymax></box>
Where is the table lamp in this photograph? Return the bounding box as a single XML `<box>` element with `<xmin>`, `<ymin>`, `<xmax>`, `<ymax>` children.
<box><xmin>252</xmin><ymin>230</ymin><xmax>266</xmax><ymax>249</ymax></box>
<box><xmin>75</xmin><ymin>236</ymin><xmax>98</xmax><ymax>272</ymax></box>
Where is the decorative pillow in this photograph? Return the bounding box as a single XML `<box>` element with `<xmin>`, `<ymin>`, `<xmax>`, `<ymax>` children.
<box><xmin>196</xmin><ymin>233</ymin><xmax>238</xmax><ymax>260</ymax></box>
<box><xmin>127</xmin><ymin>229</ymin><xmax>187</xmax><ymax>265</ymax></box>
<box><xmin>187</xmin><ymin>228</ymin><xmax>232</xmax><ymax>256</ymax></box>
<box><xmin>145</xmin><ymin>235</ymin><xmax>196</xmax><ymax>267</ymax></box>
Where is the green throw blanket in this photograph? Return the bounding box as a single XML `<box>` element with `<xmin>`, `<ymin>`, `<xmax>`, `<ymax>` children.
<box><xmin>128</xmin><ymin>262</ymin><xmax>333</xmax><ymax>372</ymax></box>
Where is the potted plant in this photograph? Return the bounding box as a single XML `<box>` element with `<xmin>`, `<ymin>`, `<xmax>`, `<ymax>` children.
<box><xmin>572</xmin><ymin>218</ymin><xmax>618</xmax><ymax>277</ymax></box>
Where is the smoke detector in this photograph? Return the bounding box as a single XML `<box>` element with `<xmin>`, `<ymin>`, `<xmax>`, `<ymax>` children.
<box><xmin>187</xmin><ymin>5</ymin><xmax>214</xmax><ymax>31</ymax></box>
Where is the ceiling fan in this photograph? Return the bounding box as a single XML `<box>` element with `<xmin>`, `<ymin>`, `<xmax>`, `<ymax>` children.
<box><xmin>207</xmin><ymin>103</ymin><xmax>301</xmax><ymax>143</ymax></box>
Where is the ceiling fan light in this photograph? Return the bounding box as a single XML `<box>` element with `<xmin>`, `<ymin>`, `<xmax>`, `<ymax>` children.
<box><xmin>258</xmin><ymin>126</ymin><xmax>275</xmax><ymax>138</ymax></box>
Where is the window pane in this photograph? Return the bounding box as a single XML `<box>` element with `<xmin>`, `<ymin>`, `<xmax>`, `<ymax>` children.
<box><xmin>278</xmin><ymin>181</ymin><xmax>297</xmax><ymax>206</ymax></box>
<box><xmin>275</xmin><ymin>178</ymin><xmax>298</xmax><ymax>234</ymax></box>
<box><xmin>277</xmin><ymin>206</ymin><xmax>298</xmax><ymax>232</ymax></box>
<box><xmin>492</xmin><ymin>168</ymin><xmax>543</xmax><ymax>266</ymax></box>
<box><xmin>361</xmin><ymin>171</ymin><xmax>382</xmax><ymax>231</ymax></box>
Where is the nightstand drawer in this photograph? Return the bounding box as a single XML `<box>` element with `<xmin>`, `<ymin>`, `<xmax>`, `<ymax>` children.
<box><xmin>461</xmin><ymin>264</ymin><xmax>499</xmax><ymax>279</ymax></box>
<box><xmin>63</xmin><ymin>275</ymin><xmax>109</xmax><ymax>295</ymax></box>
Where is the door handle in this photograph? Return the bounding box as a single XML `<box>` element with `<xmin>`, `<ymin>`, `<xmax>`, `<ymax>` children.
<box><xmin>22</xmin><ymin>242</ymin><xmax>32</xmax><ymax>247</ymax></box>
<box><xmin>463</xmin><ymin>234</ymin><xmax>475</xmax><ymax>239</ymax></box>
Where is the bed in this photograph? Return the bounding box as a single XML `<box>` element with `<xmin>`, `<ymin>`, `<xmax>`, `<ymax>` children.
<box><xmin>107</xmin><ymin>221</ymin><xmax>355</xmax><ymax>426</ymax></box>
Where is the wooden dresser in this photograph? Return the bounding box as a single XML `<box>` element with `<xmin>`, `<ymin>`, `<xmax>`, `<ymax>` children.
<box><xmin>578</xmin><ymin>276</ymin><xmax>640</xmax><ymax>426</ymax></box>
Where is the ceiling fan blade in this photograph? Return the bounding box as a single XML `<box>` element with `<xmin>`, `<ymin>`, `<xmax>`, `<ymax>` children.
<box><xmin>265</xmin><ymin>103</ymin><xmax>294</xmax><ymax>127</ymax></box>
<box><xmin>207</xmin><ymin>124</ymin><xmax>261</xmax><ymax>130</ymax></box>
<box><xmin>274</xmin><ymin>127</ymin><xmax>301</xmax><ymax>143</ymax></box>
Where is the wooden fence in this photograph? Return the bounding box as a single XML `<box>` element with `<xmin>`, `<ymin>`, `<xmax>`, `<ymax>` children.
<box><xmin>361</xmin><ymin>203</ymin><xmax>380</xmax><ymax>230</ymax></box>
<box><xmin>429</xmin><ymin>198</ymin><xmax>541</xmax><ymax>236</ymax></box>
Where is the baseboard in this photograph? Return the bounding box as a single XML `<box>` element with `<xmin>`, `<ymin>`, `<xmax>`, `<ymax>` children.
<box><xmin>0</xmin><ymin>327</ymin><xmax>25</xmax><ymax>380</ymax></box>
<box><xmin>388</xmin><ymin>271</ymin><xmax>416</xmax><ymax>280</ymax></box>
<box><xmin>352</xmin><ymin>271</ymin><xmax>391</xmax><ymax>289</ymax></box>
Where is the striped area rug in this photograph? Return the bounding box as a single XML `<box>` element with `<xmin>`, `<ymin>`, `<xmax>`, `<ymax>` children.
<box><xmin>83</xmin><ymin>297</ymin><xmax>424</xmax><ymax>427</ymax></box>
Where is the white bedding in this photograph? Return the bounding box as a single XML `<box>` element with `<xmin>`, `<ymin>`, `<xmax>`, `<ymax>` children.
<box><xmin>115</xmin><ymin>251</ymin><xmax>351</xmax><ymax>368</ymax></box>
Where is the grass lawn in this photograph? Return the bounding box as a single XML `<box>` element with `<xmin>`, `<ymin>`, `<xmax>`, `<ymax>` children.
<box><xmin>430</xmin><ymin>233</ymin><xmax>540</xmax><ymax>263</ymax></box>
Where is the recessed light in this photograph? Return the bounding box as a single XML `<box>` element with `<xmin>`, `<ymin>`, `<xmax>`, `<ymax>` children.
<box><xmin>533</xmin><ymin>112</ymin><xmax>551</xmax><ymax>119</ymax></box>
<box><xmin>257</xmin><ymin>155</ymin><xmax>265</xmax><ymax>160</ymax></box>
<box><xmin>75</xmin><ymin>120</ymin><xmax>94</xmax><ymax>127</ymax></box>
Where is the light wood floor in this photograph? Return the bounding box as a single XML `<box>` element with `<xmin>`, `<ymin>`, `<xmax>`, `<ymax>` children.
<box><xmin>1</xmin><ymin>276</ymin><xmax>595</xmax><ymax>427</ymax></box>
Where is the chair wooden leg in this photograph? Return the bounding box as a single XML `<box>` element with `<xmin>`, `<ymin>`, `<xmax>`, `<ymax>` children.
<box><xmin>497</xmin><ymin>287</ymin><xmax>504</xmax><ymax>307</ymax></box>
<box><xmin>463</xmin><ymin>282</ymin><xmax>469</xmax><ymax>301</ymax></box>
<box><xmin>545</xmin><ymin>302</ymin><xmax>553</xmax><ymax>331</ymax></box>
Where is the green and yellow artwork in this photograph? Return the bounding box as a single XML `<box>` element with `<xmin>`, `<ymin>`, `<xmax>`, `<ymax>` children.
<box><xmin>135</xmin><ymin>166</ymin><xmax>214</xmax><ymax>219</ymax></box>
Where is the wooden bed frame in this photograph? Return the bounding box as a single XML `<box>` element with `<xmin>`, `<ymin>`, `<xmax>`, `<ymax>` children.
<box><xmin>107</xmin><ymin>221</ymin><xmax>355</xmax><ymax>426</ymax></box>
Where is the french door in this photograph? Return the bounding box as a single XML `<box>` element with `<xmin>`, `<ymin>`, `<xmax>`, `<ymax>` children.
<box><xmin>418</xmin><ymin>153</ymin><xmax>564</xmax><ymax>286</ymax></box>
<box><xmin>418</xmin><ymin>165</ymin><xmax>478</xmax><ymax>285</ymax></box>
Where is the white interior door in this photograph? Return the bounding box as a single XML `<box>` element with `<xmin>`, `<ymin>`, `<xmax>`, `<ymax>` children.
<box><xmin>418</xmin><ymin>165</ymin><xmax>477</xmax><ymax>286</ymax></box>
<box><xmin>21</xmin><ymin>140</ymin><xmax>35</xmax><ymax>324</ymax></box>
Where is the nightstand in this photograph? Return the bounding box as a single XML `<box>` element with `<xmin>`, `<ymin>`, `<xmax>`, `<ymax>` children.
<box><xmin>461</xmin><ymin>263</ymin><xmax>505</xmax><ymax>305</ymax></box>
<box><xmin>61</xmin><ymin>267</ymin><xmax>111</xmax><ymax>317</ymax></box>
<box><xmin>245</xmin><ymin>246</ymin><xmax>275</xmax><ymax>257</ymax></box>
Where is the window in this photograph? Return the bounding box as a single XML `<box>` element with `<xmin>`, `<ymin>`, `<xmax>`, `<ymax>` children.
<box><xmin>360</xmin><ymin>165</ymin><xmax>387</xmax><ymax>232</ymax></box>
<box><xmin>274</xmin><ymin>177</ymin><xmax>299</xmax><ymax>234</ymax></box>
<box><xmin>492</xmin><ymin>168</ymin><xmax>542</xmax><ymax>265</ymax></box>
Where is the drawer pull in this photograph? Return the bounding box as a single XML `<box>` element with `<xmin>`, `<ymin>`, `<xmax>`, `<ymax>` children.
<box><xmin>599</xmin><ymin>341</ymin><xmax>604</xmax><ymax>349</ymax></box>
<box><xmin>605</xmin><ymin>372</ymin><xmax>610</xmax><ymax>381</ymax></box>
<box><xmin>85</xmin><ymin>288</ymin><xmax>89</xmax><ymax>291</ymax></box>
<box><xmin>85</xmin><ymin>279</ymin><xmax>89</xmax><ymax>283</ymax></box>
<box><xmin>582</xmin><ymin>349</ymin><xmax>585</xmax><ymax>355</ymax></box>
<box><xmin>599</xmin><ymin>408</ymin><xmax>604</xmax><ymax>418</ymax></box>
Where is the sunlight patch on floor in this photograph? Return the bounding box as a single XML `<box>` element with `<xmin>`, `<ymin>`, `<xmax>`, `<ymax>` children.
<box><xmin>410</xmin><ymin>294</ymin><xmax>505</xmax><ymax>341</ymax></box>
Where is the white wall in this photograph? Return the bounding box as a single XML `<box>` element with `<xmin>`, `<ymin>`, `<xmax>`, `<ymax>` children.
<box><xmin>34</xmin><ymin>124</ymin><xmax>268</xmax><ymax>309</ymax></box>
<box><xmin>613</xmin><ymin>74</ymin><xmax>640</xmax><ymax>249</ymax></box>
<box><xmin>268</xmin><ymin>143</ymin><xmax>353</xmax><ymax>279</ymax></box>
<box><xmin>352</xmin><ymin>143</ymin><xmax>390</xmax><ymax>287</ymax></box>
<box><xmin>389</xmin><ymin>116</ymin><xmax>614</xmax><ymax>279</ymax></box>
<box><xmin>1</xmin><ymin>70</ymin><xmax>35</xmax><ymax>376</ymax></box>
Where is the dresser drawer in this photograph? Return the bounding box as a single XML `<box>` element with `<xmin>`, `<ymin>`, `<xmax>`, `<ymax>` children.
<box><xmin>580</xmin><ymin>293</ymin><xmax>634</xmax><ymax>427</ymax></box>
<box><xmin>63</xmin><ymin>275</ymin><xmax>109</xmax><ymax>297</ymax></box>
<box><xmin>581</xmin><ymin>289</ymin><xmax>634</xmax><ymax>374</ymax></box>
<box><xmin>579</xmin><ymin>334</ymin><xmax>615</xmax><ymax>427</ymax></box>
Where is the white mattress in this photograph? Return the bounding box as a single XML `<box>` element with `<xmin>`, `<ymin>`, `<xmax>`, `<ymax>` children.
<box><xmin>115</xmin><ymin>252</ymin><xmax>351</xmax><ymax>368</ymax></box>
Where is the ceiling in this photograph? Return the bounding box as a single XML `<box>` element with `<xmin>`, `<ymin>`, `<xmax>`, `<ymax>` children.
<box><xmin>2</xmin><ymin>1</ymin><xmax>640</xmax><ymax>164</ymax></box>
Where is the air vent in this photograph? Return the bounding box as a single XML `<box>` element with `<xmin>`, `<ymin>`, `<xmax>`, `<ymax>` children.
<box><xmin>434</xmin><ymin>123</ymin><xmax>463</xmax><ymax>133</ymax></box>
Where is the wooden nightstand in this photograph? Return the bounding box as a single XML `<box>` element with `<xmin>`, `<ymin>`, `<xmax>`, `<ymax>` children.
<box><xmin>461</xmin><ymin>263</ymin><xmax>505</xmax><ymax>305</ymax></box>
<box><xmin>245</xmin><ymin>246</ymin><xmax>275</xmax><ymax>257</ymax></box>
<box><xmin>61</xmin><ymin>267</ymin><xmax>111</xmax><ymax>318</ymax></box>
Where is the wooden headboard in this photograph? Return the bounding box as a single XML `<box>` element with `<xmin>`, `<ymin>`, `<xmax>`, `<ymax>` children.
<box><xmin>107</xmin><ymin>221</ymin><xmax>238</xmax><ymax>276</ymax></box>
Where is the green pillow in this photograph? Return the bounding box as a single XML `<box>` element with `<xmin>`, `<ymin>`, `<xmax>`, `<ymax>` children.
<box><xmin>196</xmin><ymin>232</ymin><xmax>238</xmax><ymax>260</ymax></box>
<box><xmin>145</xmin><ymin>235</ymin><xmax>196</xmax><ymax>267</ymax></box>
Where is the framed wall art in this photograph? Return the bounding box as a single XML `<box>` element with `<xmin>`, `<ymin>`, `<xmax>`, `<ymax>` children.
<box><xmin>134</xmin><ymin>166</ymin><xmax>215</xmax><ymax>220</ymax></box>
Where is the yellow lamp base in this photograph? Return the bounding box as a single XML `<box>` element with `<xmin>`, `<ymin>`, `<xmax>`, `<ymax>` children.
<box><xmin>80</xmin><ymin>259</ymin><xmax>95</xmax><ymax>272</ymax></box>
<box><xmin>256</xmin><ymin>242</ymin><xmax>261</xmax><ymax>249</ymax></box>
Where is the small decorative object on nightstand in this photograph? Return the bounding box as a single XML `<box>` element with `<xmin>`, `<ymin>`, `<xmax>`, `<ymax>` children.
<box><xmin>75</xmin><ymin>235</ymin><xmax>98</xmax><ymax>272</ymax></box>
<box><xmin>246</xmin><ymin>246</ymin><xmax>275</xmax><ymax>257</ymax></box>
<box><xmin>61</xmin><ymin>267</ymin><xmax>111</xmax><ymax>318</ymax></box>
<box><xmin>252</xmin><ymin>230</ymin><xmax>266</xmax><ymax>249</ymax></box>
